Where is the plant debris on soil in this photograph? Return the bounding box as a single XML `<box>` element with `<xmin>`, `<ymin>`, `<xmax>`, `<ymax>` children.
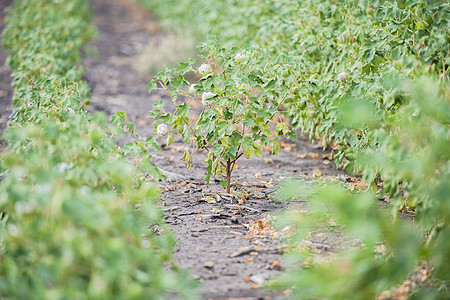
<box><xmin>0</xmin><ymin>0</ymin><xmax>420</xmax><ymax>299</ymax></box>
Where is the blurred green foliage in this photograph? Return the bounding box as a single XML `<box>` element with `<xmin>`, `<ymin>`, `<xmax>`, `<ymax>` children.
<box><xmin>140</xmin><ymin>0</ymin><xmax>449</xmax><ymax>297</ymax></box>
<box><xmin>273</xmin><ymin>78</ymin><xmax>449</xmax><ymax>299</ymax></box>
<box><xmin>0</xmin><ymin>0</ymin><xmax>197</xmax><ymax>298</ymax></box>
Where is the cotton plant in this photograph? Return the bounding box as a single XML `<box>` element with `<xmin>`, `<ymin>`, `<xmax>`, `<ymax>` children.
<box><xmin>147</xmin><ymin>41</ymin><xmax>296</xmax><ymax>193</ymax></box>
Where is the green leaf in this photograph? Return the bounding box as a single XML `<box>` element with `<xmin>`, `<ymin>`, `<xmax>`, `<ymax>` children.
<box><xmin>145</xmin><ymin>136</ymin><xmax>160</xmax><ymax>150</ymax></box>
<box><xmin>147</xmin><ymin>80</ymin><xmax>158</xmax><ymax>93</ymax></box>
<box><xmin>176</xmin><ymin>102</ymin><xmax>190</xmax><ymax>118</ymax></box>
<box><xmin>242</xmin><ymin>136</ymin><xmax>254</xmax><ymax>150</ymax></box>
<box><xmin>182</xmin><ymin>125</ymin><xmax>189</xmax><ymax>143</ymax></box>
<box><xmin>153</xmin><ymin>99</ymin><xmax>165</xmax><ymax>108</ymax></box>
<box><xmin>111</xmin><ymin>111</ymin><xmax>126</xmax><ymax>128</ymax></box>
<box><xmin>220</xmin><ymin>180</ymin><xmax>229</xmax><ymax>187</ymax></box>
<box><xmin>288</xmin><ymin>131</ymin><xmax>297</xmax><ymax>141</ymax></box>
<box><xmin>243</xmin><ymin>148</ymin><xmax>254</xmax><ymax>159</ymax></box>
<box><xmin>254</xmin><ymin>148</ymin><xmax>263</xmax><ymax>158</ymax></box>
<box><xmin>275</xmin><ymin>122</ymin><xmax>290</xmax><ymax>136</ymax></box>
<box><xmin>160</xmin><ymin>113</ymin><xmax>176</xmax><ymax>124</ymax></box>
<box><xmin>176</xmin><ymin>62</ymin><xmax>191</xmax><ymax>74</ymax></box>
<box><xmin>211</xmin><ymin>144</ymin><xmax>223</xmax><ymax>155</ymax></box>
<box><xmin>166</xmin><ymin>133</ymin><xmax>174</xmax><ymax>146</ymax></box>
<box><xmin>126</xmin><ymin>122</ymin><xmax>136</xmax><ymax>136</ymax></box>
<box><xmin>172</xmin><ymin>74</ymin><xmax>187</xmax><ymax>89</ymax></box>
<box><xmin>148</xmin><ymin>109</ymin><xmax>162</xmax><ymax>118</ymax></box>
<box><xmin>272</xmin><ymin>141</ymin><xmax>280</xmax><ymax>155</ymax></box>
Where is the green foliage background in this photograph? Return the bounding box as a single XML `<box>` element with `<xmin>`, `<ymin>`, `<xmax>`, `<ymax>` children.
<box><xmin>0</xmin><ymin>0</ymin><xmax>197</xmax><ymax>298</ymax></box>
<box><xmin>140</xmin><ymin>0</ymin><xmax>449</xmax><ymax>298</ymax></box>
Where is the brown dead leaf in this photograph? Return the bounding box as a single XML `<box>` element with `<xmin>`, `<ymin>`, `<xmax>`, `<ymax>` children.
<box><xmin>247</xmin><ymin>215</ymin><xmax>276</xmax><ymax>236</ymax></box>
<box><xmin>296</xmin><ymin>154</ymin><xmax>307</xmax><ymax>159</ymax></box>
<box><xmin>260</xmin><ymin>180</ymin><xmax>274</xmax><ymax>188</ymax></box>
<box><xmin>345</xmin><ymin>177</ymin><xmax>368</xmax><ymax>191</ymax></box>
<box><xmin>233</xmin><ymin>210</ymin><xmax>241</xmax><ymax>215</ymax></box>
<box><xmin>197</xmin><ymin>196</ymin><xmax>216</xmax><ymax>204</ymax></box>
<box><xmin>309</xmin><ymin>153</ymin><xmax>321</xmax><ymax>159</ymax></box>
<box><xmin>244</xmin><ymin>277</ymin><xmax>251</xmax><ymax>283</ymax></box>
<box><xmin>280</xmin><ymin>140</ymin><xmax>296</xmax><ymax>149</ymax></box>
<box><xmin>250</xmin><ymin>284</ymin><xmax>260</xmax><ymax>289</ymax></box>
<box><xmin>311</xmin><ymin>169</ymin><xmax>325</xmax><ymax>179</ymax></box>
<box><xmin>170</xmin><ymin>145</ymin><xmax>188</xmax><ymax>153</ymax></box>
<box><xmin>254</xmin><ymin>173</ymin><xmax>262</xmax><ymax>179</ymax></box>
<box><xmin>137</xmin><ymin>119</ymin><xmax>147</xmax><ymax>125</ymax></box>
<box><xmin>323</xmin><ymin>153</ymin><xmax>333</xmax><ymax>160</ymax></box>
<box><xmin>276</xmin><ymin>164</ymin><xmax>281</xmax><ymax>169</ymax></box>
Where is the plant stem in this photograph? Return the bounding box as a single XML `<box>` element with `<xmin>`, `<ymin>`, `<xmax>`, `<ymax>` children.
<box><xmin>226</xmin><ymin>159</ymin><xmax>232</xmax><ymax>194</ymax></box>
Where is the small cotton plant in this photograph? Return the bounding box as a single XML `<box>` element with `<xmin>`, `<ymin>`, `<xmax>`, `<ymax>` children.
<box><xmin>147</xmin><ymin>41</ymin><xmax>296</xmax><ymax>193</ymax></box>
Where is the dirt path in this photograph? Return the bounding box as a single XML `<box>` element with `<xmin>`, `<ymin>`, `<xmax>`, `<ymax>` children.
<box><xmin>83</xmin><ymin>0</ymin><xmax>350</xmax><ymax>299</ymax></box>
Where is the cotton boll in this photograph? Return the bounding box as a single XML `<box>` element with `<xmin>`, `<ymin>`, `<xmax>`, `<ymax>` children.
<box><xmin>337</xmin><ymin>72</ymin><xmax>348</xmax><ymax>81</ymax></box>
<box><xmin>201</xmin><ymin>91</ymin><xmax>215</xmax><ymax>105</ymax></box>
<box><xmin>157</xmin><ymin>123</ymin><xmax>168</xmax><ymax>136</ymax></box>
<box><xmin>188</xmin><ymin>84</ymin><xmax>198</xmax><ymax>93</ymax></box>
<box><xmin>199</xmin><ymin>64</ymin><xmax>212</xmax><ymax>75</ymax></box>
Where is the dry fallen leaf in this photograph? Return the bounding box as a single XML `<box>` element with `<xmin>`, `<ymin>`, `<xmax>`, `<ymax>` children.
<box><xmin>296</xmin><ymin>153</ymin><xmax>307</xmax><ymax>159</ymax></box>
<box><xmin>280</xmin><ymin>140</ymin><xmax>296</xmax><ymax>149</ymax></box>
<box><xmin>309</xmin><ymin>153</ymin><xmax>321</xmax><ymax>159</ymax></box>
<box><xmin>197</xmin><ymin>196</ymin><xmax>216</xmax><ymax>204</ymax></box>
<box><xmin>345</xmin><ymin>177</ymin><xmax>368</xmax><ymax>191</ymax></box>
<box><xmin>254</xmin><ymin>172</ymin><xmax>262</xmax><ymax>179</ymax></box>
<box><xmin>323</xmin><ymin>153</ymin><xmax>333</xmax><ymax>160</ymax></box>
<box><xmin>170</xmin><ymin>145</ymin><xmax>188</xmax><ymax>153</ymax></box>
<box><xmin>247</xmin><ymin>215</ymin><xmax>276</xmax><ymax>236</ymax></box>
<box><xmin>260</xmin><ymin>180</ymin><xmax>274</xmax><ymax>188</ymax></box>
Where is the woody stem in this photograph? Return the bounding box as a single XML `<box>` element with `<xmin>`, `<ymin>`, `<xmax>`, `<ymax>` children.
<box><xmin>226</xmin><ymin>159</ymin><xmax>232</xmax><ymax>194</ymax></box>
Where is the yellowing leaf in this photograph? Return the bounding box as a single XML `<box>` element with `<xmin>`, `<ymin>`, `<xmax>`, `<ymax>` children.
<box><xmin>166</xmin><ymin>133</ymin><xmax>174</xmax><ymax>146</ymax></box>
<box><xmin>243</xmin><ymin>148</ymin><xmax>254</xmax><ymax>159</ymax></box>
<box><xmin>272</xmin><ymin>141</ymin><xmax>280</xmax><ymax>155</ymax></box>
